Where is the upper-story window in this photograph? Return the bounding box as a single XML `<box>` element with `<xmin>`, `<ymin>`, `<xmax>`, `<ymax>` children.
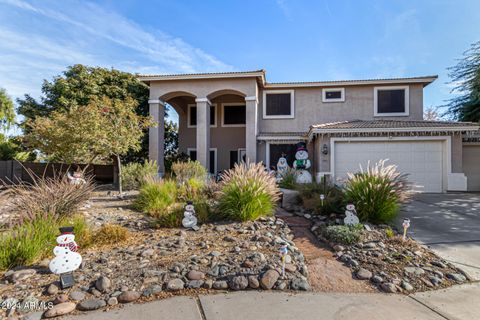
<box><xmin>222</xmin><ymin>103</ymin><xmax>246</xmax><ymax>127</ymax></box>
<box><xmin>188</xmin><ymin>104</ymin><xmax>216</xmax><ymax>128</ymax></box>
<box><xmin>322</xmin><ymin>88</ymin><xmax>345</xmax><ymax>102</ymax></box>
<box><xmin>263</xmin><ymin>90</ymin><xmax>295</xmax><ymax>119</ymax></box>
<box><xmin>374</xmin><ymin>86</ymin><xmax>409</xmax><ymax>116</ymax></box>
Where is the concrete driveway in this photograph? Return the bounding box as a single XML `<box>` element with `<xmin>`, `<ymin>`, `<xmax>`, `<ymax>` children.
<box><xmin>397</xmin><ymin>193</ymin><xmax>480</xmax><ymax>280</ymax></box>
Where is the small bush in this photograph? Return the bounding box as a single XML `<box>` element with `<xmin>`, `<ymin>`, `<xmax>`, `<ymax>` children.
<box><xmin>0</xmin><ymin>215</ymin><xmax>90</xmax><ymax>270</ymax></box>
<box><xmin>217</xmin><ymin>162</ymin><xmax>280</xmax><ymax>221</ymax></box>
<box><xmin>344</xmin><ymin>159</ymin><xmax>411</xmax><ymax>223</ymax></box>
<box><xmin>278</xmin><ymin>169</ymin><xmax>297</xmax><ymax>189</ymax></box>
<box><xmin>8</xmin><ymin>172</ymin><xmax>94</xmax><ymax>224</ymax></box>
<box><xmin>177</xmin><ymin>177</ymin><xmax>205</xmax><ymax>202</ymax></box>
<box><xmin>322</xmin><ymin>224</ymin><xmax>364</xmax><ymax>245</ymax></box>
<box><xmin>153</xmin><ymin>203</ymin><xmax>183</xmax><ymax>228</ymax></box>
<box><xmin>134</xmin><ymin>178</ymin><xmax>177</xmax><ymax>217</ymax></box>
<box><xmin>92</xmin><ymin>224</ymin><xmax>130</xmax><ymax>246</ymax></box>
<box><xmin>172</xmin><ymin>161</ymin><xmax>207</xmax><ymax>184</ymax></box>
<box><xmin>121</xmin><ymin>160</ymin><xmax>158</xmax><ymax>190</ymax></box>
<box><xmin>385</xmin><ymin>227</ymin><xmax>395</xmax><ymax>239</ymax></box>
<box><xmin>298</xmin><ymin>180</ymin><xmax>345</xmax><ymax>215</ymax></box>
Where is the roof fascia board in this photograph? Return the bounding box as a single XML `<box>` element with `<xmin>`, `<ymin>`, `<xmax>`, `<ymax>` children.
<box><xmin>265</xmin><ymin>77</ymin><xmax>438</xmax><ymax>88</ymax></box>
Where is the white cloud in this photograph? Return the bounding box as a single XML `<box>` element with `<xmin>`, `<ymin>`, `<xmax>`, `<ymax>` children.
<box><xmin>0</xmin><ymin>0</ymin><xmax>234</xmax><ymax>100</ymax></box>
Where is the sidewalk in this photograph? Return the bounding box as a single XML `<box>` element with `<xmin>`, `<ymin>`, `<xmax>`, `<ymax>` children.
<box><xmin>67</xmin><ymin>282</ymin><xmax>480</xmax><ymax>320</ymax></box>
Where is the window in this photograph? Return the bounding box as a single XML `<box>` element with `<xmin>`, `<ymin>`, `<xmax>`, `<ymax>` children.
<box><xmin>187</xmin><ymin>148</ymin><xmax>217</xmax><ymax>174</ymax></box>
<box><xmin>188</xmin><ymin>104</ymin><xmax>216</xmax><ymax>128</ymax></box>
<box><xmin>263</xmin><ymin>90</ymin><xmax>295</xmax><ymax>119</ymax></box>
<box><xmin>229</xmin><ymin>148</ymin><xmax>246</xmax><ymax>169</ymax></box>
<box><xmin>221</xmin><ymin>103</ymin><xmax>246</xmax><ymax>127</ymax></box>
<box><xmin>322</xmin><ymin>88</ymin><xmax>345</xmax><ymax>102</ymax></box>
<box><xmin>374</xmin><ymin>86</ymin><xmax>409</xmax><ymax>116</ymax></box>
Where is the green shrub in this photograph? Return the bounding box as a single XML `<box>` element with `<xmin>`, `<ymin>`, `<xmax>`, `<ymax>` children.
<box><xmin>0</xmin><ymin>215</ymin><xmax>90</xmax><ymax>271</ymax></box>
<box><xmin>217</xmin><ymin>162</ymin><xmax>280</xmax><ymax>221</ymax></box>
<box><xmin>278</xmin><ymin>169</ymin><xmax>297</xmax><ymax>189</ymax></box>
<box><xmin>153</xmin><ymin>203</ymin><xmax>183</xmax><ymax>228</ymax></box>
<box><xmin>322</xmin><ymin>224</ymin><xmax>364</xmax><ymax>245</ymax></box>
<box><xmin>344</xmin><ymin>160</ymin><xmax>411</xmax><ymax>223</ymax></box>
<box><xmin>172</xmin><ymin>161</ymin><xmax>207</xmax><ymax>184</ymax></box>
<box><xmin>8</xmin><ymin>173</ymin><xmax>94</xmax><ymax>224</ymax></box>
<box><xmin>385</xmin><ymin>227</ymin><xmax>395</xmax><ymax>239</ymax></box>
<box><xmin>298</xmin><ymin>180</ymin><xmax>345</xmax><ymax>215</ymax></box>
<box><xmin>121</xmin><ymin>160</ymin><xmax>158</xmax><ymax>190</ymax></box>
<box><xmin>134</xmin><ymin>178</ymin><xmax>177</xmax><ymax>217</ymax></box>
<box><xmin>177</xmin><ymin>177</ymin><xmax>205</xmax><ymax>202</ymax></box>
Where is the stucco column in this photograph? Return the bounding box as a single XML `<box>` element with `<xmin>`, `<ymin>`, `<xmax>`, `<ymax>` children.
<box><xmin>195</xmin><ymin>98</ymin><xmax>211</xmax><ymax>171</ymax></box>
<box><xmin>148</xmin><ymin>99</ymin><xmax>165</xmax><ymax>175</ymax></box>
<box><xmin>245</xmin><ymin>96</ymin><xmax>258</xmax><ymax>163</ymax></box>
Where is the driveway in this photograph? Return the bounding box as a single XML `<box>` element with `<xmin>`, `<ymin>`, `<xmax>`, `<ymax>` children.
<box><xmin>397</xmin><ymin>193</ymin><xmax>480</xmax><ymax>280</ymax></box>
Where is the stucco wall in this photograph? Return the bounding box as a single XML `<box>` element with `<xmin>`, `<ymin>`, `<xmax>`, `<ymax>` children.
<box><xmin>258</xmin><ymin>84</ymin><xmax>424</xmax><ymax>133</ymax></box>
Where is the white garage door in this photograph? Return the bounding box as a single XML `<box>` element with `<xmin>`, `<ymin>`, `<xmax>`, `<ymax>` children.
<box><xmin>463</xmin><ymin>144</ymin><xmax>480</xmax><ymax>191</ymax></box>
<box><xmin>334</xmin><ymin>140</ymin><xmax>444</xmax><ymax>193</ymax></box>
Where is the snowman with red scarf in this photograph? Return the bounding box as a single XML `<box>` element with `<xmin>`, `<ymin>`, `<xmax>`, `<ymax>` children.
<box><xmin>293</xmin><ymin>142</ymin><xmax>312</xmax><ymax>184</ymax></box>
<box><xmin>49</xmin><ymin>227</ymin><xmax>82</xmax><ymax>275</ymax></box>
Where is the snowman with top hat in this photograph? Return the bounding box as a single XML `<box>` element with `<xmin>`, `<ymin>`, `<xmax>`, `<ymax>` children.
<box><xmin>293</xmin><ymin>142</ymin><xmax>312</xmax><ymax>184</ymax></box>
<box><xmin>49</xmin><ymin>226</ymin><xmax>82</xmax><ymax>288</ymax></box>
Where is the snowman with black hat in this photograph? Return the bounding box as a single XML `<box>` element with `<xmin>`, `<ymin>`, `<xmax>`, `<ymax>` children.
<box><xmin>293</xmin><ymin>142</ymin><xmax>312</xmax><ymax>184</ymax></box>
<box><xmin>49</xmin><ymin>226</ymin><xmax>82</xmax><ymax>288</ymax></box>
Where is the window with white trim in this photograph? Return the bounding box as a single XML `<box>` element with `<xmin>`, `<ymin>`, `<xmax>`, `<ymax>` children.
<box><xmin>221</xmin><ymin>103</ymin><xmax>246</xmax><ymax>127</ymax></box>
<box><xmin>322</xmin><ymin>88</ymin><xmax>345</xmax><ymax>102</ymax></box>
<box><xmin>374</xmin><ymin>86</ymin><xmax>409</xmax><ymax>116</ymax></box>
<box><xmin>263</xmin><ymin>90</ymin><xmax>294</xmax><ymax>119</ymax></box>
<box><xmin>187</xmin><ymin>104</ymin><xmax>216</xmax><ymax>128</ymax></box>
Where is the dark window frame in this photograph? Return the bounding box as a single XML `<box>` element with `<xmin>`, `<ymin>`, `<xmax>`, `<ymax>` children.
<box><xmin>374</xmin><ymin>86</ymin><xmax>409</xmax><ymax>116</ymax></box>
<box><xmin>263</xmin><ymin>90</ymin><xmax>294</xmax><ymax>119</ymax></box>
<box><xmin>322</xmin><ymin>88</ymin><xmax>345</xmax><ymax>102</ymax></box>
<box><xmin>221</xmin><ymin>103</ymin><xmax>246</xmax><ymax>127</ymax></box>
<box><xmin>187</xmin><ymin>148</ymin><xmax>217</xmax><ymax>174</ymax></box>
<box><xmin>188</xmin><ymin>104</ymin><xmax>216</xmax><ymax>127</ymax></box>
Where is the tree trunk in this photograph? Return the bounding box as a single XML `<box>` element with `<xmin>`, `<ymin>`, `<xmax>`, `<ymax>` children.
<box><xmin>116</xmin><ymin>154</ymin><xmax>123</xmax><ymax>195</ymax></box>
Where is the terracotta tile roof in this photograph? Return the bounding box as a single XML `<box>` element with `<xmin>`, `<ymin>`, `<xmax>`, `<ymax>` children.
<box><xmin>311</xmin><ymin>120</ymin><xmax>478</xmax><ymax>130</ymax></box>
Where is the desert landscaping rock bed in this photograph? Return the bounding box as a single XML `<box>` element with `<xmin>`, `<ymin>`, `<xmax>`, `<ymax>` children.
<box><xmin>0</xmin><ymin>193</ymin><xmax>309</xmax><ymax>318</ymax></box>
<box><xmin>287</xmin><ymin>206</ymin><xmax>470</xmax><ymax>294</ymax></box>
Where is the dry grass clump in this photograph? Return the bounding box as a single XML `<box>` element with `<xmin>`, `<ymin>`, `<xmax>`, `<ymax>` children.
<box><xmin>7</xmin><ymin>170</ymin><xmax>94</xmax><ymax>224</ymax></box>
<box><xmin>91</xmin><ymin>224</ymin><xmax>130</xmax><ymax>246</ymax></box>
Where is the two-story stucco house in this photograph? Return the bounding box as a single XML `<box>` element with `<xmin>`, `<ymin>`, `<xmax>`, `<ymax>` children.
<box><xmin>139</xmin><ymin>70</ymin><xmax>480</xmax><ymax>193</ymax></box>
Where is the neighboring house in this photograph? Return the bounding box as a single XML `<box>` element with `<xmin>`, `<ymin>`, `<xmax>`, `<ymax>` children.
<box><xmin>138</xmin><ymin>70</ymin><xmax>480</xmax><ymax>193</ymax></box>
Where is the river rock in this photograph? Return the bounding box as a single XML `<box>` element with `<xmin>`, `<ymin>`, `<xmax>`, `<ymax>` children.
<box><xmin>187</xmin><ymin>270</ymin><xmax>205</xmax><ymax>280</ymax></box>
<box><xmin>212</xmin><ymin>280</ymin><xmax>228</xmax><ymax>290</ymax></box>
<box><xmin>260</xmin><ymin>270</ymin><xmax>279</xmax><ymax>290</ymax></box>
<box><xmin>78</xmin><ymin>299</ymin><xmax>106</xmax><ymax>311</ymax></box>
<box><xmin>43</xmin><ymin>302</ymin><xmax>76</xmax><ymax>318</ymax></box>
<box><xmin>356</xmin><ymin>268</ymin><xmax>373</xmax><ymax>280</ymax></box>
<box><xmin>229</xmin><ymin>276</ymin><xmax>248</xmax><ymax>290</ymax></box>
<box><xmin>95</xmin><ymin>276</ymin><xmax>111</xmax><ymax>292</ymax></box>
<box><xmin>70</xmin><ymin>291</ymin><xmax>86</xmax><ymax>301</ymax></box>
<box><xmin>118</xmin><ymin>291</ymin><xmax>141</xmax><ymax>303</ymax></box>
<box><xmin>290</xmin><ymin>278</ymin><xmax>309</xmax><ymax>291</ymax></box>
<box><xmin>167</xmin><ymin>279</ymin><xmax>185</xmax><ymax>291</ymax></box>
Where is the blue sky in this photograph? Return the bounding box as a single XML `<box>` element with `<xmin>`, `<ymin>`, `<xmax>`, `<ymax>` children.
<box><xmin>0</xmin><ymin>0</ymin><xmax>479</xmax><ymax>124</ymax></box>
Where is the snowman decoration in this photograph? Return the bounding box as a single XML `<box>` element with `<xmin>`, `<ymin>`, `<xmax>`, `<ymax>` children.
<box><xmin>49</xmin><ymin>227</ymin><xmax>82</xmax><ymax>287</ymax></box>
<box><xmin>276</xmin><ymin>153</ymin><xmax>289</xmax><ymax>182</ymax></box>
<box><xmin>344</xmin><ymin>204</ymin><xmax>360</xmax><ymax>225</ymax></box>
<box><xmin>182</xmin><ymin>201</ymin><xmax>198</xmax><ymax>230</ymax></box>
<box><xmin>292</xmin><ymin>142</ymin><xmax>312</xmax><ymax>184</ymax></box>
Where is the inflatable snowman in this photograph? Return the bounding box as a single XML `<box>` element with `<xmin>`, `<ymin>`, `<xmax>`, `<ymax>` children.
<box><xmin>344</xmin><ymin>204</ymin><xmax>360</xmax><ymax>225</ymax></box>
<box><xmin>292</xmin><ymin>142</ymin><xmax>312</xmax><ymax>184</ymax></box>
<box><xmin>49</xmin><ymin>227</ymin><xmax>82</xmax><ymax>275</ymax></box>
<box><xmin>182</xmin><ymin>201</ymin><xmax>198</xmax><ymax>229</ymax></box>
<box><xmin>276</xmin><ymin>154</ymin><xmax>289</xmax><ymax>182</ymax></box>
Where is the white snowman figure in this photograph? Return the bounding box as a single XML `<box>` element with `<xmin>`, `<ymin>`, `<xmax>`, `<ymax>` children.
<box><xmin>276</xmin><ymin>153</ymin><xmax>289</xmax><ymax>182</ymax></box>
<box><xmin>344</xmin><ymin>204</ymin><xmax>360</xmax><ymax>226</ymax></box>
<box><xmin>182</xmin><ymin>201</ymin><xmax>198</xmax><ymax>229</ymax></box>
<box><xmin>292</xmin><ymin>142</ymin><xmax>312</xmax><ymax>184</ymax></box>
<box><xmin>49</xmin><ymin>227</ymin><xmax>82</xmax><ymax>275</ymax></box>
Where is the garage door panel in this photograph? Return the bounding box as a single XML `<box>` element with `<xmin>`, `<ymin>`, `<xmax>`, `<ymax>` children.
<box><xmin>334</xmin><ymin>141</ymin><xmax>444</xmax><ymax>193</ymax></box>
<box><xmin>463</xmin><ymin>145</ymin><xmax>480</xmax><ymax>192</ymax></box>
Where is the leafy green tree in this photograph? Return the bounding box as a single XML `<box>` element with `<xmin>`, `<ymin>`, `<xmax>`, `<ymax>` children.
<box><xmin>17</xmin><ymin>64</ymin><xmax>177</xmax><ymax>162</ymax></box>
<box><xmin>445</xmin><ymin>41</ymin><xmax>480</xmax><ymax>122</ymax></box>
<box><xmin>0</xmin><ymin>88</ymin><xmax>15</xmax><ymax>131</ymax></box>
<box><xmin>0</xmin><ymin>135</ymin><xmax>31</xmax><ymax>161</ymax></box>
<box><xmin>26</xmin><ymin>96</ymin><xmax>155</xmax><ymax>193</ymax></box>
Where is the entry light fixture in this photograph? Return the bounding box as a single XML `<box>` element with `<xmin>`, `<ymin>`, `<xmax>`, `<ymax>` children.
<box><xmin>321</xmin><ymin>144</ymin><xmax>329</xmax><ymax>155</ymax></box>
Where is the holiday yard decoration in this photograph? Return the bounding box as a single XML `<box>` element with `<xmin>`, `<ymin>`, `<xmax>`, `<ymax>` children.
<box><xmin>402</xmin><ymin>218</ymin><xmax>411</xmax><ymax>241</ymax></box>
<box><xmin>49</xmin><ymin>227</ymin><xmax>82</xmax><ymax>289</ymax></box>
<box><xmin>279</xmin><ymin>245</ymin><xmax>288</xmax><ymax>277</ymax></box>
<box><xmin>292</xmin><ymin>142</ymin><xmax>312</xmax><ymax>184</ymax></box>
<box><xmin>182</xmin><ymin>201</ymin><xmax>198</xmax><ymax>230</ymax></box>
<box><xmin>344</xmin><ymin>204</ymin><xmax>360</xmax><ymax>225</ymax></box>
<box><xmin>276</xmin><ymin>153</ymin><xmax>289</xmax><ymax>182</ymax></box>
